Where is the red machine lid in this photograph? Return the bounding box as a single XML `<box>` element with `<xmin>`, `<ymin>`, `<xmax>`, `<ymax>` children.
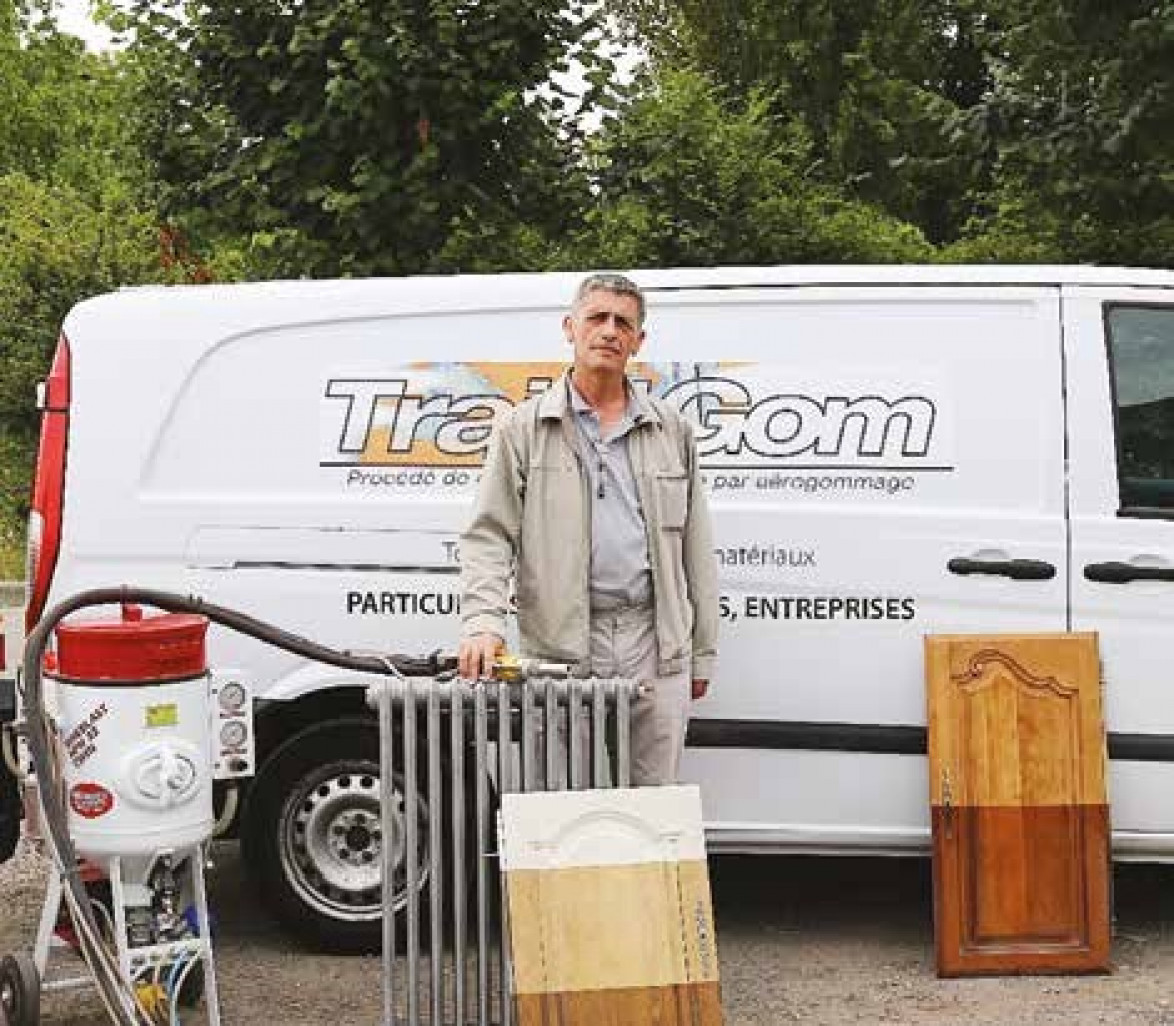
<box><xmin>53</xmin><ymin>604</ymin><xmax>208</xmax><ymax>683</ymax></box>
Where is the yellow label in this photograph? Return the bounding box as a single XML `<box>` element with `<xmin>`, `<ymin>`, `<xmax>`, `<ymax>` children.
<box><xmin>145</xmin><ymin>703</ymin><xmax>178</xmax><ymax>728</ymax></box>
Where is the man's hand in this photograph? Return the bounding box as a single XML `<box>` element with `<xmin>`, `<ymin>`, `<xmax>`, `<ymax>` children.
<box><xmin>459</xmin><ymin>633</ymin><xmax>504</xmax><ymax>681</ymax></box>
<box><xmin>691</xmin><ymin>679</ymin><xmax>708</xmax><ymax>700</ymax></box>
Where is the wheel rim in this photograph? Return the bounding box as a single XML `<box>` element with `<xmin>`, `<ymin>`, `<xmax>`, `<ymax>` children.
<box><xmin>278</xmin><ymin>763</ymin><xmax>428</xmax><ymax>924</ymax></box>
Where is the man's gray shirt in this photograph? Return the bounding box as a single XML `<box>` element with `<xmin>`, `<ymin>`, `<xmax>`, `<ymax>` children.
<box><xmin>568</xmin><ymin>378</ymin><xmax>653</xmax><ymax>611</ymax></box>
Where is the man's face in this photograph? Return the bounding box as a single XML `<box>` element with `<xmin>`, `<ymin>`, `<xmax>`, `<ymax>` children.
<box><xmin>563</xmin><ymin>289</ymin><xmax>645</xmax><ymax>375</ymax></box>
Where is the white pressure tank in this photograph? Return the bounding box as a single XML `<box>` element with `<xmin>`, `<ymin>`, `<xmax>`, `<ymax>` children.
<box><xmin>50</xmin><ymin>605</ymin><xmax>214</xmax><ymax>861</ymax></box>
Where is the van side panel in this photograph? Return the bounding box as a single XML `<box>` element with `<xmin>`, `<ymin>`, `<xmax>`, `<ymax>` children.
<box><xmin>56</xmin><ymin>280</ymin><xmax>1069</xmax><ymax>856</ymax></box>
<box><xmin>677</xmin><ymin>287</ymin><xmax>1067</xmax><ymax>851</ymax></box>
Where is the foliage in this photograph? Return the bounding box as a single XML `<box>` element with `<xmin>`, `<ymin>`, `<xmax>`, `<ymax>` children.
<box><xmin>0</xmin><ymin>173</ymin><xmax>175</xmax><ymax>527</ymax></box>
<box><xmin>570</xmin><ymin>70</ymin><xmax>933</xmax><ymax>268</ymax></box>
<box><xmin>110</xmin><ymin>0</ymin><xmax>610</xmax><ymax>277</ymax></box>
<box><xmin>938</xmin><ymin>192</ymin><xmax>1067</xmax><ymax>264</ymax></box>
<box><xmin>0</xmin><ymin>2</ymin><xmax>142</xmax><ymax>197</ymax></box>
<box><xmin>606</xmin><ymin>0</ymin><xmax>994</xmax><ymax>245</ymax></box>
<box><xmin>953</xmin><ymin>0</ymin><xmax>1174</xmax><ymax>266</ymax></box>
<box><xmin>0</xmin><ymin>3</ymin><xmax>176</xmax><ymax>535</ymax></box>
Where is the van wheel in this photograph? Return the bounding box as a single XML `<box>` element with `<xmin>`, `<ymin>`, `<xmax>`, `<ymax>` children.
<box><xmin>241</xmin><ymin>717</ymin><xmax>433</xmax><ymax>953</ymax></box>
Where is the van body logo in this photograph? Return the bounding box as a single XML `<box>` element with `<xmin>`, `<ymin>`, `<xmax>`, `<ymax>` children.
<box><xmin>681</xmin><ymin>377</ymin><xmax>936</xmax><ymax>460</ymax></box>
<box><xmin>321</xmin><ymin>362</ymin><xmax>943</xmax><ymax>471</ymax></box>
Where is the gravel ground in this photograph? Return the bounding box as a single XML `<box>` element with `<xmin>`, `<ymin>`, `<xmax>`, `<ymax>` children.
<box><xmin>6</xmin><ymin>840</ymin><xmax>1174</xmax><ymax>1025</ymax></box>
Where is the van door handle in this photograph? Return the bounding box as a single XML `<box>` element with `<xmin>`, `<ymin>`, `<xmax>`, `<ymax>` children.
<box><xmin>947</xmin><ymin>557</ymin><xmax>1057</xmax><ymax>580</ymax></box>
<box><xmin>1084</xmin><ymin>561</ymin><xmax>1174</xmax><ymax>584</ymax></box>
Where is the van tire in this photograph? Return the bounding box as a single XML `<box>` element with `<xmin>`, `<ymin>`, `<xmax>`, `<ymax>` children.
<box><xmin>241</xmin><ymin>716</ymin><xmax>435</xmax><ymax>954</ymax></box>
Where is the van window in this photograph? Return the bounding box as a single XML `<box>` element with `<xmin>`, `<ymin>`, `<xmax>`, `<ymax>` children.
<box><xmin>1107</xmin><ymin>305</ymin><xmax>1174</xmax><ymax>511</ymax></box>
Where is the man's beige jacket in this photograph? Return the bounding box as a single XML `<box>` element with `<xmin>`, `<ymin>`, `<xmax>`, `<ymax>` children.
<box><xmin>460</xmin><ymin>373</ymin><xmax>718</xmax><ymax>680</ymax></box>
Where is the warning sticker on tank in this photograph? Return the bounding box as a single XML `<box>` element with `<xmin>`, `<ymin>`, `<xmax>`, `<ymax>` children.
<box><xmin>145</xmin><ymin>703</ymin><xmax>178</xmax><ymax>728</ymax></box>
<box><xmin>65</xmin><ymin>701</ymin><xmax>108</xmax><ymax>768</ymax></box>
<box><xmin>69</xmin><ymin>782</ymin><xmax>114</xmax><ymax>819</ymax></box>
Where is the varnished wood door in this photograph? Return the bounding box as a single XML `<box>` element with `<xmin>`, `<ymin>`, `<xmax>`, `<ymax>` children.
<box><xmin>925</xmin><ymin>634</ymin><xmax>1111</xmax><ymax>976</ymax></box>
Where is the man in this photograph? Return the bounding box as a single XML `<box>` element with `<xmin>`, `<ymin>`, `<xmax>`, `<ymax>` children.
<box><xmin>457</xmin><ymin>272</ymin><xmax>718</xmax><ymax>785</ymax></box>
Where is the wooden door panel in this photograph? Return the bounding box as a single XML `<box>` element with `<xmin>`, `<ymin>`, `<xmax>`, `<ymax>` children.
<box><xmin>926</xmin><ymin>634</ymin><xmax>1110</xmax><ymax>976</ymax></box>
<box><xmin>500</xmin><ymin>786</ymin><xmax>723</xmax><ymax>1026</ymax></box>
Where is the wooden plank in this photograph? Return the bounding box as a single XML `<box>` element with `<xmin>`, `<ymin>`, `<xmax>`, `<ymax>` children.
<box><xmin>500</xmin><ymin>786</ymin><xmax>723</xmax><ymax>1026</ymax></box>
<box><xmin>925</xmin><ymin>633</ymin><xmax>1111</xmax><ymax>976</ymax></box>
<box><xmin>514</xmin><ymin>981</ymin><xmax>723</xmax><ymax>1025</ymax></box>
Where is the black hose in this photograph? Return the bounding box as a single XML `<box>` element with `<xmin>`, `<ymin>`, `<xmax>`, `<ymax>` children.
<box><xmin>21</xmin><ymin>585</ymin><xmax>459</xmax><ymax>1026</ymax></box>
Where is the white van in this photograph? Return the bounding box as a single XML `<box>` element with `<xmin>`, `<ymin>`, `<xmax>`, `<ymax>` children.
<box><xmin>17</xmin><ymin>265</ymin><xmax>1174</xmax><ymax>949</ymax></box>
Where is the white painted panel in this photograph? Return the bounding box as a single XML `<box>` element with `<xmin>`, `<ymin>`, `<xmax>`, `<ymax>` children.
<box><xmin>500</xmin><ymin>786</ymin><xmax>707</xmax><ymax>871</ymax></box>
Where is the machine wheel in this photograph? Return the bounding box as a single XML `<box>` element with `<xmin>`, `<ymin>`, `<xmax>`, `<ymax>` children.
<box><xmin>241</xmin><ymin>716</ymin><xmax>438</xmax><ymax>953</ymax></box>
<box><xmin>0</xmin><ymin>953</ymin><xmax>40</xmax><ymax>1026</ymax></box>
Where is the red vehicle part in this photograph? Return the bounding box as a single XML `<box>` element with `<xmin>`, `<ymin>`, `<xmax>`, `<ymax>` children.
<box><xmin>26</xmin><ymin>336</ymin><xmax>71</xmax><ymax>634</ymax></box>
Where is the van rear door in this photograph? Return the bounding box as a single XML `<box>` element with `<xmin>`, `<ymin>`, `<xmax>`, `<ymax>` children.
<box><xmin>1065</xmin><ymin>289</ymin><xmax>1174</xmax><ymax>854</ymax></box>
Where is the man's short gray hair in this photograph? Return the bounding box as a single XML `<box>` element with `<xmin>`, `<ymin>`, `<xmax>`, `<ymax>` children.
<box><xmin>572</xmin><ymin>272</ymin><xmax>646</xmax><ymax>326</ymax></box>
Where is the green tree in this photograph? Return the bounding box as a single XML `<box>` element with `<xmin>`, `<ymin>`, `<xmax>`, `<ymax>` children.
<box><xmin>0</xmin><ymin>171</ymin><xmax>168</xmax><ymax>476</ymax></box>
<box><xmin>954</xmin><ymin>0</ymin><xmax>1174</xmax><ymax>266</ymax></box>
<box><xmin>1</xmin><ymin>2</ymin><xmax>122</xmax><ymax>192</ymax></box>
<box><xmin>607</xmin><ymin>0</ymin><xmax>993</xmax><ymax>245</ymax></box>
<box><xmin>112</xmin><ymin>0</ymin><xmax>609</xmax><ymax>276</ymax></box>
<box><xmin>570</xmin><ymin>70</ymin><xmax>933</xmax><ymax>267</ymax></box>
<box><xmin>0</xmin><ymin>3</ymin><xmax>176</xmax><ymax>548</ymax></box>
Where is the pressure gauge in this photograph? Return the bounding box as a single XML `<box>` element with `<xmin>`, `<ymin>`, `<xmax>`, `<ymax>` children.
<box><xmin>220</xmin><ymin>720</ymin><xmax>248</xmax><ymax>749</ymax></box>
<box><xmin>217</xmin><ymin>681</ymin><xmax>247</xmax><ymax>713</ymax></box>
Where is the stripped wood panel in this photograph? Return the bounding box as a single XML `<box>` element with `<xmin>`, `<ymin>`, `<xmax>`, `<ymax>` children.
<box><xmin>500</xmin><ymin>786</ymin><xmax>722</xmax><ymax>1025</ymax></box>
<box><xmin>925</xmin><ymin>633</ymin><xmax>1111</xmax><ymax>976</ymax></box>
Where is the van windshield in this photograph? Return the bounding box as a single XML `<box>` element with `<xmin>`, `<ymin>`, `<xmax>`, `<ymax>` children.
<box><xmin>1108</xmin><ymin>305</ymin><xmax>1174</xmax><ymax>510</ymax></box>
